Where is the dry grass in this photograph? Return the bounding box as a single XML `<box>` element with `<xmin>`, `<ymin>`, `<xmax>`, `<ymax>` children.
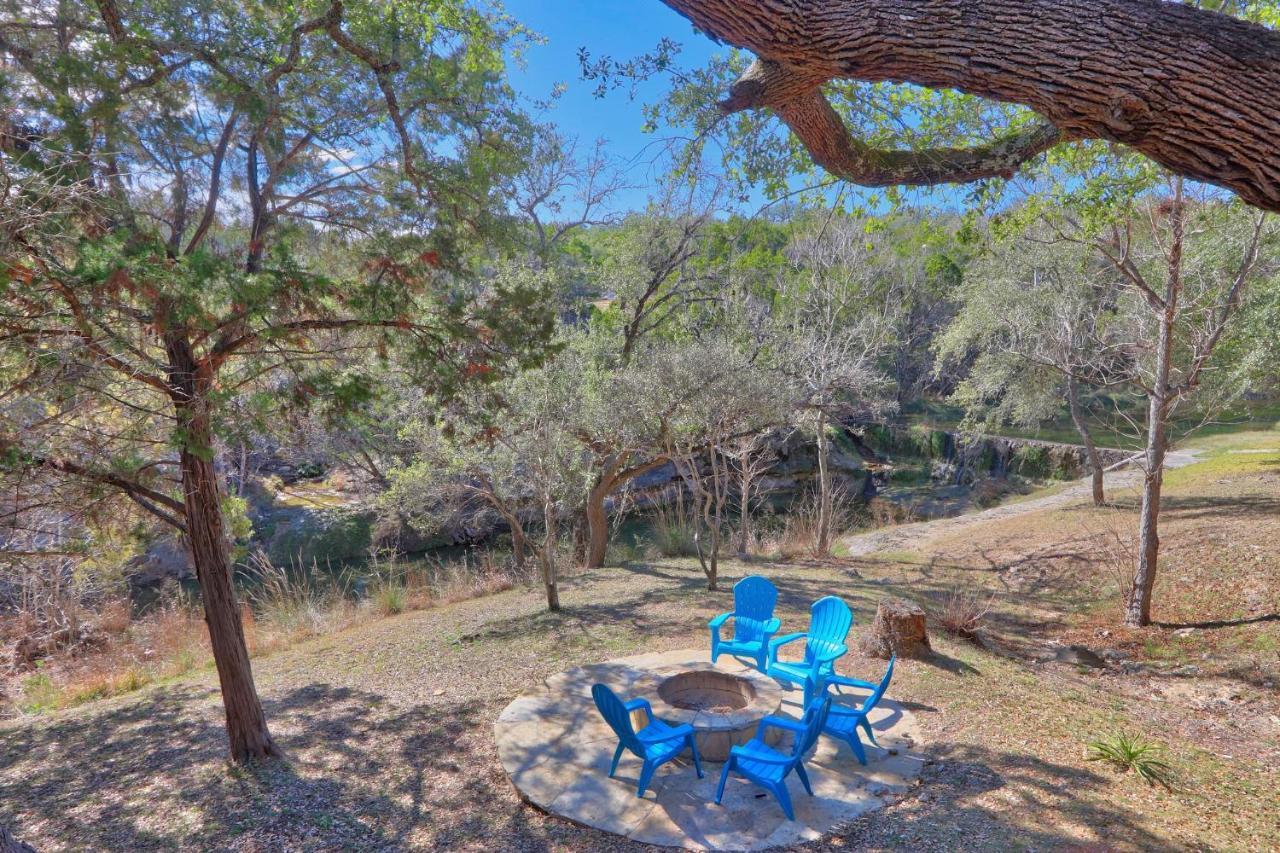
<box><xmin>1</xmin><ymin>431</ymin><xmax>1276</xmax><ymax>850</ymax></box>
<box><xmin>1</xmin><ymin>548</ymin><xmax>532</xmax><ymax>718</ymax></box>
<box><xmin>769</xmin><ymin>486</ymin><xmax>858</xmax><ymax>559</ymax></box>
<box><xmin>936</xmin><ymin>586</ymin><xmax>997</xmax><ymax>639</ymax></box>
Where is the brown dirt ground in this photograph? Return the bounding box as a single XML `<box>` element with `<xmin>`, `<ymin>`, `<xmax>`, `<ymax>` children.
<box><xmin>1</xmin><ymin>433</ymin><xmax>1276</xmax><ymax>851</ymax></box>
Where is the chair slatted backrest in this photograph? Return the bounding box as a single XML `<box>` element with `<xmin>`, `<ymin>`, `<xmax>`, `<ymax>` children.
<box><xmin>733</xmin><ymin>576</ymin><xmax>778</xmax><ymax>642</ymax></box>
<box><xmin>592</xmin><ymin>684</ymin><xmax>641</xmax><ymax>753</ymax></box>
<box><xmin>789</xmin><ymin>697</ymin><xmax>832</xmax><ymax>763</ymax></box>
<box><xmin>803</xmin><ymin>596</ymin><xmax>853</xmax><ymax>666</ymax></box>
<box><xmin>859</xmin><ymin>656</ymin><xmax>896</xmax><ymax>713</ymax></box>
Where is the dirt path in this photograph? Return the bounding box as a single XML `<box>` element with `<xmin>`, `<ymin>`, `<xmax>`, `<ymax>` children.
<box><xmin>843</xmin><ymin>448</ymin><xmax>1202</xmax><ymax>557</ymax></box>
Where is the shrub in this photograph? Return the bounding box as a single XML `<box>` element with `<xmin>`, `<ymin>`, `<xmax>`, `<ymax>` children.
<box><xmin>937</xmin><ymin>587</ymin><xmax>996</xmax><ymax>639</ymax></box>
<box><xmin>96</xmin><ymin>598</ymin><xmax>133</xmax><ymax>635</ymax></box>
<box><xmin>241</xmin><ymin>551</ymin><xmax>348</xmax><ymax>641</ymax></box>
<box><xmin>607</xmin><ymin>540</ymin><xmax>647</xmax><ymax>564</ymax></box>
<box><xmin>772</xmin><ymin>485</ymin><xmax>856</xmax><ymax>559</ymax></box>
<box><xmin>373</xmin><ymin>581</ymin><xmax>407</xmax><ymax>616</ymax></box>
<box><xmin>647</xmin><ymin>504</ymin><xmax>700</xmax><ymax>558</ymax></box>
<box><xmin>1086</xmin><ymin>732</ymin><xmax>1175</xmax><ymax>789</ymax></box>
<box><xmin>18</xmin><ymin>669</ymin><xmax>59</xmax><ymax>714</ymax></box>
<box><xmin>1013</xmin><ymin>444</ymin><xmax>1052</xmax><ymax>478</ymax></box>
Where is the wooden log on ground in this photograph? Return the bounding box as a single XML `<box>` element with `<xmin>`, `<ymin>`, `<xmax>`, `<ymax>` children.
<box><xmin>860</xmin><ymin>598</ymin><xmax>931</xmax><ymax>660</ymax></box>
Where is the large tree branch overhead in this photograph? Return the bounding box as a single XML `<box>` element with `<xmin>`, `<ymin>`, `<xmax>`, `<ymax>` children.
<box><xmin>662</xmin><ymin>0</ymin><xmax>1280</xmax><ymax>210</ymax></box>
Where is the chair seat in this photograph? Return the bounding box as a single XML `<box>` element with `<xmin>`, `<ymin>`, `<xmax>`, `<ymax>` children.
<box><xmin>729</xmin><ymin>741</ymin><xmax>790</xmax><ymax>783</ymax></box>
<box><xmin>769</xmin><ymin>659</ymin><xmax>818</xmax><ymax>685</ymax></box>
<box><xmin>716</xmin><ymin>637</ymin><xmax>766</xmax><ymax>657</ymax></box>
<box><xmin>638</xmin><ymin>720</ymin><xmax>688</xmax><ymax>761</ymax></box>
<box><xmin>823</xmin><ymin>708</ymin><xmax>866</xmax><ymax>736</ymax></box>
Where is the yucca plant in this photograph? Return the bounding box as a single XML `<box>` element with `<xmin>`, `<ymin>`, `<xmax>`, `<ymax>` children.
<box><xmin>1086</xmin><ymin>732</ymin><xmax>1175</xmax><ymax>789</ymax></box>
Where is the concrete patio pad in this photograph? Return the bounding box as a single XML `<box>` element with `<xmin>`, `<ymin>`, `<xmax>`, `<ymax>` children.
<box><xmin>494</xmin><ymin>649</ymin><xmax>925</xmax><ymax>851</ymax></box>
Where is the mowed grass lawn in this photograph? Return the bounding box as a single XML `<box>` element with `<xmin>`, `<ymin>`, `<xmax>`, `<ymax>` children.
<box><xmin>2</xmin><ymin>433</ymin><xmax>1277</xmax><ymax>851</ymax></box>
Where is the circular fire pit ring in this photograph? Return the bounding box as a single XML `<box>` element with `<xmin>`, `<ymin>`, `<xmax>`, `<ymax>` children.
<box><xmin>636</xmin><ymin>662</ymin><xmax>784</xmax><ymax>761</ymax></box>
<box><xmin>494</xmin><ymin>650</ymin><xmax>926</xmax><ymax>850</ymax></box>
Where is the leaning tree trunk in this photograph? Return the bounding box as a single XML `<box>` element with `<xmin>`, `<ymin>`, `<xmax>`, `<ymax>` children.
<box><xmin>660</xmin><ymin>0</ymin><xmax>1280</xmax><ymax>212</ymax></box>
<box><xmin>584</xmin><ymin>454</ymin><xmax>669</xmax><ymax>569</ymax></box>
<box><xmin>584</xmin><ymin>473</ymin><xmax>614</xmax><ymax>570</ymax></box>
<box><xmin>167</xmin><ymin>338</ymin><xmax>278</xmax><ymax>764</ymax></box>
<box><xmin>1066</xmin><ymin>376</ymin><xmax>1106</xmax><ymax>506</ymax></box>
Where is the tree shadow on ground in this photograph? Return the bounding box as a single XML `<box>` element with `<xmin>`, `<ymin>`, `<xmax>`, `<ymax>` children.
<box><xmin>1155</xmin><ymin>613</ymin><xmax>1279</xmax><ymax>630</ymax></box>
<box><xmin>0</xmin><ymin>681</ymin><xmax>639</xmax><ymax>851</ymax></box>
<box><xmin>1107</xmin><ymin>494</ymin><xmax>1280</xmax><ymax>520</ymax></box>
<box><xmin>813</xmin><ymin>740</ymin><xmax>1175</xmax><ymax>851</ymax></box>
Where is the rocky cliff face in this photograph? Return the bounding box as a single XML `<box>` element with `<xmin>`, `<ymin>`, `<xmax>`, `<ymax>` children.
<box><xmin>858</xmin><ymin>423</ymin><xmax>1133</xmax><ymax>485</ymax></box>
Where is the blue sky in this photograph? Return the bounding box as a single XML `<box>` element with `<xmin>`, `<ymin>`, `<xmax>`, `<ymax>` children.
<box><xmin>502</xmin><ymin>1</ymin><xmax>722</xmax><ymax>211</ymax></box>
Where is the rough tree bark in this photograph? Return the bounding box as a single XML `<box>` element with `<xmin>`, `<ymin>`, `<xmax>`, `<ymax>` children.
<box><xmin>860</xmin><ymin>598</ymin><xmax>932</xmax><ymax>659</ymax></box>
<box><xmin>166</xmin><ymin>334</ymin><xmax>279</xmax><ymax>764</ymax></box>
<box><xmin>584</xmin><ymin>454</ymin><xmax>669</xmax><ymax>569</ymax></box>
<box><xmin>1066</xmin><ymin>376</ymin><xmax>1106</xmax><ymax>506</ymax></box>
<box><xmin>660</xmin><ymin>0</ymin><xmax>1280</xmax><ymax>211</ymax></box>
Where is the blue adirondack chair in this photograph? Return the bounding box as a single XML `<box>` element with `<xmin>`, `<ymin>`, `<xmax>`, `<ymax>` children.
<box><xmin>708</xmin><ymin>575</ymin><xmax>781</xmax><ymax>672</ymax></box>
<box><xmin>714</xmin><ymin>697</ymin><xmax>832</xmax><ymax>820</ymax></box>
<box><xmin>766</xmin><ymin>595</ymin><xmax>853</xmax><ymax>707</ymax></box>
<box><xmin>822</xmin><ymin>656</ymin><xmax>895</xmax><ymax>765</ymax></box>
<box><xmin>591</xmin><ymin>683</ymin><xmax>704</xmax><ymax>797</ymax></box>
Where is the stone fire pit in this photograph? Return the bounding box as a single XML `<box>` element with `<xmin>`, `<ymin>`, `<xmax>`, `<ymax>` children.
<box><xmin>494</xmin><ymin>650</ymin><xmax>925</xmax><ymax>850</ymax></box>
<box><xmin>635</xmin><ymin>662</ymin><xmax>783</xmax><ymax>761</ymax></box>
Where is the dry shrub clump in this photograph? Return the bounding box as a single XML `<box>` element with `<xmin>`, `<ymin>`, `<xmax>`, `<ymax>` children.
<box><xmin>936</xmin><ymin>586</ymin><xmax>998</xmax><ymax>640</ymax></box>
<box><xmin>1078</xmin><ymin>514</ymin><xmax>1139</xmax><ymax>615</ymax></box>
<box><xmin>647</xmin><ymin>504</ymin><xmax>700</xmax><ymax>558</ymax></box>
<box><xmin>3</xmin><ymin>546</ymin><xmax>533</xmax><ymax>717</ymax></box>
<box><xmin>769</xmin><ymin>485</ymin><xmax>858</xmax><ymax>559</ymax></box>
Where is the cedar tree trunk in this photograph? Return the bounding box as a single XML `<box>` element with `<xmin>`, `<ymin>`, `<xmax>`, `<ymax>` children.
<box><xmin>167</xmin><ymin>335</ymin><xmax>279</xmax><ymax>764</ymax></box>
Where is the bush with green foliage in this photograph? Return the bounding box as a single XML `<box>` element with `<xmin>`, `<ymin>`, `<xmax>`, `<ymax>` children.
<box><xmin>1086</xmin><ymin>732</ymin><xmax>1175</xmax><ymax>789</ymax></box>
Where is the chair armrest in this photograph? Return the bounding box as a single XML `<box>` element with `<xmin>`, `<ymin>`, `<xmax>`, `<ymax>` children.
<box><xmin>825</xmin><ymin>703</ymin><xmax>868</xmax><ymax>721</ymax></box>
<box><xmin>827</xmin><ymin>675</ymin><xmax>878</xmax><ymax>692</ymax></box>
<box><xmin>762</xmin><ymin>714</ymin><xmax>807</xmax><ymax>732</ymax></box>
<box><xmin>768</xmin><ymin>632</ymin><xmax>805</xmax><ymax>653</ymax></box>
<box><xmin>708</xmin><ymin>611</ymin><xmax>732</xmax><ymax>630</ymax></box>
<box><xmin>767</xmin><ymin>632</ymin><xmax>806</xmax><ymax>667</ymax></box>
<box><xmin>755</xmin><ymin>713</ymin><xmax>807</xmax><ymax>741</ymax></box>
<box><xmin>762</xmin><ymin>617</ymin><xmax>781</xmax><ymax>634</ymax></box>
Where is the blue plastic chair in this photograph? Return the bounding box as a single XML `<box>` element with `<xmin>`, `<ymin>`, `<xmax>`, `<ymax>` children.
<box><xmin>591</xmin><ymin>683</ymin><xmax>704</xmax><ymax>797</ymax></box>
<box><xmin>709</xmin><ymin>575</ymin><xmax>781</xmax><ymax>672</ymax></box>
<box><xmin>766</xmin><ymin>596</ymin><xmax>853</xmax><ymax>707</ymax></box>
<box><xmin>822</xmin><ymin>656</ymin><xmax>895</xmax><ymax>765</ymax></box>
<box><xmin>714</xmin><ymin>697</ymin><xmax>832</xmax><ymax>820</ymax></box>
